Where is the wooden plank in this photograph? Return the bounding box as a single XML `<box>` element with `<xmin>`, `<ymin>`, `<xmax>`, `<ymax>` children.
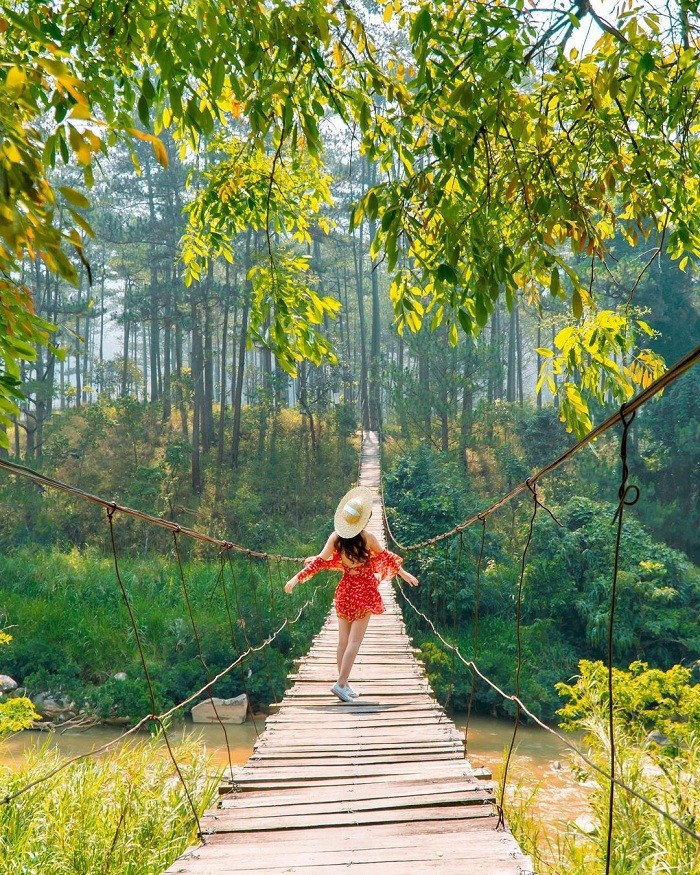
<box><xmin>201</xmin><ymin>804</ymin><xmax>496</xmax><ymax>832</ymax></box>
<box><xmin>219</xmin><ymin>790</ymin><xmax>493</xmax><ymax>820</ymax></box>
<box><xmin>221</xmin><ymin>777</ymin><xmax>489</xmax><ymax>808</ymax></box>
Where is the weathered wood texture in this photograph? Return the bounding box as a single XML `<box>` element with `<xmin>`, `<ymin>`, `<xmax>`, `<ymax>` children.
<box><xmin>165</xmin><ymin>432</ymin><xmax>532</xmax><ymax>874</ymax></box>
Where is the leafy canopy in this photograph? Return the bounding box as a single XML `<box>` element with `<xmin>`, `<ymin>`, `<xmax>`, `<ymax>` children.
<box><xmin>2</xmin><ymin>0</ymin><xmax>699</xmax><ymax>433</ymax></box>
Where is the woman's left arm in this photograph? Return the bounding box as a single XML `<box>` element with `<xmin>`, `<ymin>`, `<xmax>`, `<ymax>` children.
<box><xmin>397</xmin><ymin>565</ymin><xmax>419</xmax><ymax>587</ymax></box>
<box><xmin>365</xmin><ymin>532</ymin><xmax>418</xmax><ymax>586</ymax></box>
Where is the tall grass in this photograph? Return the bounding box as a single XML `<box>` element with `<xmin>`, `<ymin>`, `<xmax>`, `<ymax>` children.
<box><xmin>0</xmin><ymin>735</ymin><xmax>220</xmax><ymax>875</ymax></box>
<box><xmin>509</xmin><ymin>725</ymin><xmax>700</xmax><ymax>873</ymax></box>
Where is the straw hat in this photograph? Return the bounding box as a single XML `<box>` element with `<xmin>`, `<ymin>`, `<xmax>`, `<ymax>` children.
<box><xmin>334</xmin><ymin>486</ymin><xmax>374</xmax><ymax>538</ymax></box>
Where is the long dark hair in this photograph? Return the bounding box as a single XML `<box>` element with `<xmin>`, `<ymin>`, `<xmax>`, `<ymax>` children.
<box><xmin>335</xmin><ymin>532</ymin><xmax>370</xmax><ymax>564</ymax></box>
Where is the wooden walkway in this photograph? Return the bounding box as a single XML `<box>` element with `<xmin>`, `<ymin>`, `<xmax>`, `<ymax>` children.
<box><xmin>165</xmin><ymin>432</ymin><xmax>532</xmax><ymax>874</ymax></box>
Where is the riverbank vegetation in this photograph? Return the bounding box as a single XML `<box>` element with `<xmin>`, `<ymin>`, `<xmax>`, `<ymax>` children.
<box><xmin>0</xmin><ymin>736</ymin><xmax>218</xmax><ymax>875</ymax></box>
<box><xmin>511</xmin><ymin>662</ymin><xmax>700</xmax><ymax>874</ymax></box>
<box><xmin>382</xmin><ymin>367</ymin><xmax>700</xmax><ymax>720</ymax></box>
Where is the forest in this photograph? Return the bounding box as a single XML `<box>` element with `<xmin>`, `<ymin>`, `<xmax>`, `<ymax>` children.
<box><xmin>1</xmin><ymin>0</ymin><xmax>699</xmax><ymax>872</ymax></box>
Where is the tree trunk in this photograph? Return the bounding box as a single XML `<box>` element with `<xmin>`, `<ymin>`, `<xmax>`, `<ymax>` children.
<box><xmin>367</xmin><ymin>161</ymin><xmax>382</xmax><ymax>432</ymax></box>
<box><xmin>460</xmin><ymin>341</ymin><xmax>475</xmax><ymax>472</ymax></box>
<box><xmin>506</xmin><ymin>304</ymin><xmax>516</xmax><ymax>403</ymax></box>
<box><xmin>516</xmin><ymin>303</ymin><xmax>524</xmax><ymax>406</ymax></box>
<box><xmin>536</xmin><ymin>323</ymin><xmax>543</xmax><ymax>409</ymax></box>
<box><xmin>162</xmin><ymin>268</ymin><xmax>172</xmax><ymax>423</ymax></box>
<box><xmin>353</xmin><ymin>165</ymin><xmax>370</xmax><ymax>430</ymax></box>
<box><xmin>298</xmin><ymin>360</ymin><xmax>317</xmax><ymax>460</ymax></box>
<box><xmin>418</xmin><ymin>344</ymin><xmax>431</xmax><ymax>440</ymax></box>
<box><xmin>144</xmin><ymin>153</ymin><xmax>161</xmax><ymax>404</ymax></box>
<box><xmin>231</xmin><ymin>230</ymin><xmax>253</xmax><ymax>468</ymax></box>
<box><xmin>175</xmin><ymin>321</ymin><xmax>188</xmax><ymax>438</ymax></box>
<box><xmin>202</xmin><ymin>273</ymin><xmax>215</xmax><ymax>451</ymax></box>
<box><xmin>191</xmin><ymin>296</ymin><xmax>203</xmax><ymax>492</ymax></box>
<box><xmin>217</xmin><ymin>269</ymin><xmax>230</xmax><ymax>465</ymax></box>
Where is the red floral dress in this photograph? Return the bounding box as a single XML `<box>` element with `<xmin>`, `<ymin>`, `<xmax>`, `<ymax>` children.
<box><xmin>297</xmin><ymin>549</ymin><xmax>403</xmax><ymax>622</ymax></box>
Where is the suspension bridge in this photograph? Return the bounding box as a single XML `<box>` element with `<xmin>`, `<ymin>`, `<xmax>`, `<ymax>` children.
<box><xmin>164</xmin><ymin>432</ymin><xmax>532</xmax><ymax>875</ymax></box>
<box><xmin>2</xmin><ymin>345</ymin><xmax>699</xmax><ymax>874</ymax></box>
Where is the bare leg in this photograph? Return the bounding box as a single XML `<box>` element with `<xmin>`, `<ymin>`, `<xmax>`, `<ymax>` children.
<box><xmin>337</xmin><ymin>617</ymin><xmax>351</xmax><ymax>675</ymax></box>
<box><xmin>338</xmin><ymin>614</ymin><xmax>371</xmax><ymax>687</ymax></box>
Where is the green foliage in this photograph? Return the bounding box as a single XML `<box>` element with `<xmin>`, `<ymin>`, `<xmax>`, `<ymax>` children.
<box><xmin>383</xmin><ymin>421</ymin><xmax>700</xmax><ymax>720</ymax></box>
<box><xmin>183</xmin><ymin>141</ymin><xmax>340</xmax><ymax>375</ymax></box>
<box><xmin>0</xmin><ymin>738</ymin><xmax>219</xmax><ymax>874</ymax></box>
<box><xmin>535</xmin><ymin>661</ymin><xmax>700</xmax><ymax>874</ymax></box>
<box><xmin>0</xmin><ymin>632</ymin><xmax>38</xmax><ymax>735</ymax></box>
<box><xmin>383</xmin><ymin>444</ymin><xmax>479</xmax><ymax>541</ymax></box>
<box><xmin>514</xmin><ymin>662</ymin><xmax>700</xmax><ymax>874</ymax></box>
<box><xmin>557</xmin><ymin>660</ymin><xmax>700</xmax><ymax>746</ymax></box>
<box><xmin>3</xmin><ymin>0</ymin><xmax>698</xmax><ymax>437</ymax></box>
<box><xmin>0</xmin><ymin>546</ymin><xmax>333</xmax><ymax>723</ymax></box>
<box><xmin>536</xmin><ymin>312</ymin><xmax>665</xmax><ymax>437</ymax></box>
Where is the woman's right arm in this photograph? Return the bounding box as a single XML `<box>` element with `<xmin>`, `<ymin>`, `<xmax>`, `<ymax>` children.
<box><xmin>285</xmin><ymin>533</ymin><xmax>338</xmax><ymax>593</ymax></box>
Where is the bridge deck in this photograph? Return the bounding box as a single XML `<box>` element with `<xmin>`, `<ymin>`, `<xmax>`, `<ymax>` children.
<box><xmin>165</xmin><ymin>432</ymin><xmax>531</xmax><ymax>874</ymax></box>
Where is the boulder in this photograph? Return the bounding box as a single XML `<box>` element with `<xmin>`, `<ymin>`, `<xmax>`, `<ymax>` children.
<box><xmin>31</xmin><ymin>693</ymin><xmax>76</xmax><ymax>722</ymax></box>
<box><xmin>191</xmin><ymin>694</ymin><xmax>248</xmax><ymax>725</ymax></box>
<box><xmin>0</xmin><ymin>675</ymin><xmax>17</xmax><ymax>694</ymax></box>
<box><xmin>646</xmin><ymin>729</ymin><xmax>671</xmax><ymax>747</ymax></box>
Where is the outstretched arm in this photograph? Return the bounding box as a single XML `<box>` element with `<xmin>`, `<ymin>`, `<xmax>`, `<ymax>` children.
<box><xmin>397</xmin><ymin>565</ymin><xmax>419</xmax><ymax>587</ymax></box>
<box><xmin>365</xmin><ymin>532</ymin><xmax>419</xmax><ymax>586</ymax></box>
<box><xmin>285</xmin><ymin>532</ymin><xmax>337</xmax><ymax>594</ymax></box>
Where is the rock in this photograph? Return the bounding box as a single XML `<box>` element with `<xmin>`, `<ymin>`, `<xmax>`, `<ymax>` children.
<box><xmin>31</xmin><ymin>693</ymin><xmax>76</xmax><ymax>721</ymax></box>
<box><xmin>0</xmin><ymin>675</ymin><xmax>17</xmax><ymax>694</ymax></box>
<box><xmin>113</xmin><ymin>672</ymin><xmax>128</xmax><ymax>681</ymax></box>
<box><xmin>574</xmin><ymin>815</ymin><xmax>597</xmax><ymax>835</ymax></box>
<box><xmin>646</xmin><ymin>729</ymin><xmax>671</xmax><ymax>747</ymax></box>
<box><xmin>191</xmin><ymin>694</ymin><xmax>248</xmax><ymax>725</ymax></box>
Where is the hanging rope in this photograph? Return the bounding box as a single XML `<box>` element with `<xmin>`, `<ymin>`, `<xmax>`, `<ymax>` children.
<box><xmin>394</xmin><ymin>580</ymin><xmax>700</xmax><ymax>844</ymax></box>
<box><xmin>0</xmin><ymin>456</ymin><xmax>304</xmax><ymax>562</ymax></box>
<box><xmin>496</xmin><ymin>483</ymin><xmax>539</xmax><ymax>830</ymax></box>
<box><xmin>2</xmin><ymin>565</ymin><xmax>330</xmax><ymax>807</ymax></box>
<box><xmin>464</xmin><ymin>517</ymin><xmax>486</xmax><ymax>759</ymax></box>
<box><xmin>450</xmin><ymin>533</ymin><xmax>464</xmax><ymax>713</ymax></box>
<box><xmin>172</xmin><ymin>531</ymin><xmax>235</xmax><ymax>780</ymax></box>
<box><xmin>605</xmin><ymin>405</ymin><xmax>640</xmax><ymax>874</ymax></box>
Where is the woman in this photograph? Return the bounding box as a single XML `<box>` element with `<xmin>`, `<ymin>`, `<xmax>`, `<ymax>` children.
<box><xmin>284</xmin><ymin>486</ymin><xmax>419</xmax><ymax>702</ymax></box>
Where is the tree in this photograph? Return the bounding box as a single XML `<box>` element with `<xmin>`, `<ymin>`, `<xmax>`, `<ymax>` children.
<box><xmin>3</xmin><ymin>0</ymin><xmax>699</xmax><ymax>435</ymax></box>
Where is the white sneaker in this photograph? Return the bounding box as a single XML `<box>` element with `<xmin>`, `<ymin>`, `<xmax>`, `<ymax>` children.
<box><xmin>344</xmin><ymin>684</ymin><xmax>359</xmax><ymax>698</ymax></box>
<box><xmin>331</xmin><ymin>683</ymin><xmax>353</xmax><ymax>703</ymax></box>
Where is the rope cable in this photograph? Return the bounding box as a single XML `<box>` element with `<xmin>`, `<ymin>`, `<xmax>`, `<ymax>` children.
<box><xmin>383</xmin><ymin>343</ymin><xmax>700</xmax><ymax>551</ymax></box>
<box><xmin>450</xmin><ymin>533</ymin><xmax>464</xmax><ymax>713</ymax></box>
<box><xmin>497</xmin><ymin>483</ymin><xmax>539</xmax><ymax>830</ymax></box>
<box><xmin>172</xmin><ymin>531</ymin><xmax>235</xmax><ymax>781</ymax></box>
<box><xmin>106</xmin><ymin>510</ymin><xmax>204</xmax><ymax>836</ymax></box>
<box><xmin>394</xmin><ymin>580</ymin><xmax>700</xmax><ymax>844</ymax></box>
<box><xmin>0</xmin><ymin>456</ymin><xmax>304</xmax><ymax>562</ymax></box>
<box><xmin>2</xmin><ymin>583</ymin><xmax>329</xmax><ymax>806</ymax></box>
<box><xmin>464</xmin><ymin>517</ymin><xmax>486</xmax><ymax>759</ymax></box>
<box><xmin>605</xmin><ymin>406</ymin><xmax>640</xmax><ymax>874</ymax></box>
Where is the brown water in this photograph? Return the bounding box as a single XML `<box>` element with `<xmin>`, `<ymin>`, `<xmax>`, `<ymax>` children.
<box><xmin>1</xmin><ymin>713</ymin><xmax>590</xmax><ymax>834</ymax></box>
